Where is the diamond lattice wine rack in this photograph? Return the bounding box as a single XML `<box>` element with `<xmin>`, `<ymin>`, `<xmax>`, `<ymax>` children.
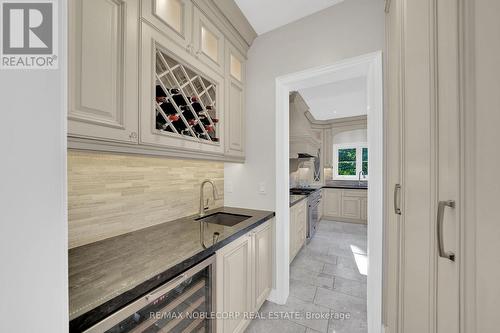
<box><xmin>155</xmin><ymin>46</ymin><xmax>219</xmax><ymax>143</ymax></box>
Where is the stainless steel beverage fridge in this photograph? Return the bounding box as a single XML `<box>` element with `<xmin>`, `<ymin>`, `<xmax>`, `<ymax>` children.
<box><xmin>84</xmin><ymin>256</ymin><xmax>216</xmax><ymax>333</ymax></box>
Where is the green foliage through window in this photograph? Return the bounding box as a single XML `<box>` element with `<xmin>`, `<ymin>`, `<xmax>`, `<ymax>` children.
<box><xmin>338</xmin><ymin>148</ymin><xmax>356</xmax><ymax>175</ymax></box>
<box><xmin>362</xmin><ymin>148</ymin><xmax>368</xmax><ymax>175</ymax></box>
<box><xmin>335</xmin><ymin>146</ymin><xmax>368</xmax><ymax>177</ymax></box>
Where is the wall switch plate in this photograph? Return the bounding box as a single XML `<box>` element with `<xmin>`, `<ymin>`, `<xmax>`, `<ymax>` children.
<box><xmin>258</xmin><ymin>182</ymin><xmax>266</xmax><ymax>194</ymax></box>
<box><xmin>226</xmin><ymin>182</ymin><xmax>233</xmax><ymax>193</ymax></box>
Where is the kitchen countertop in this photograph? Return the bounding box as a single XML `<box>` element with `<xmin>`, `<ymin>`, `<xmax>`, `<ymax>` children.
<box><xmin>69</xmin><ymin>206</ymin><xmax>274</xmax><ymax>332</ymax></box>
<box><xmin>290</xmin><ymin>194</ymin><xmax>307</xmax><ymax>207</ymax></box>
<box><xmin>323</xmin><ymin>180</ymin><xmax>368</xmax><ymax>189</ymax></box>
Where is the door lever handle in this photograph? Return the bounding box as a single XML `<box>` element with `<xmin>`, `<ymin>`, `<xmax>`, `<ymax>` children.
<box><xmin>437</xmin><ymin>200</ymin><xmax>456</xmax><ymax>261</ymax></box>
<box><xmin>394</xmin><ymin>184</ymin><xmax>402</xmax><ymax>215</ymax></box>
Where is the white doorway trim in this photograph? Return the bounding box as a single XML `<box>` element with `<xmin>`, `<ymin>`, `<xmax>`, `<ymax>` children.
<box><xmin>270</xmin><ymin>51</ymin><xmax>384</xmax><ymax>333</ymax></box>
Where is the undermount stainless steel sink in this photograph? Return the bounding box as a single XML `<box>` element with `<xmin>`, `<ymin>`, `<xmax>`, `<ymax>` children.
<box><xmin>195</xmin><ymin>212</ymin><xmax>251</xmax><ymax>227</ymax></box>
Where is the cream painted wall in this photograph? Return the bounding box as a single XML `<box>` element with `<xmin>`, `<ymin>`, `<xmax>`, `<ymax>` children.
<box><xmin>224</xmin><ymin>0</ymin><xmax>385</xmax><ymax>210</ymax></box>
<box><xmin>333</xmin><ymin>128</ymin><xmax>367</xmax><ymax>144</ymax></box>
<box><xmin>0</xmin><ymin>3</ymin><xmax>68</xmax><ymax>333</ymax></box>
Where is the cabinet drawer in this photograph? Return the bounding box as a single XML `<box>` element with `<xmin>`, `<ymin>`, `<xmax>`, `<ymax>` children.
<box><xmin>342</xmin><ymin>190</ymin><xmax>368</xmax><ymax>198</ymax></box>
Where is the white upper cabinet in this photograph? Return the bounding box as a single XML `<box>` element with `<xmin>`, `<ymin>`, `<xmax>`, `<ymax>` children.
<box><xmin>141</xmin><ymin>0</ymin><xmax>193</xmax><ymax>50</ymax></box>
<box><xmin>68</xmin><ymin>0</ymin><xmax>139</xmax><ymax>143</ymax></box>
<box><xmin>224</xmin><ymin>42</ymin><xmax>246</xmax><ymax>159</ymax></box>
<box><xmin>192</xmin><ymin>7</ymin><xmax>225</xmax><ymax>74</ymax></box>
<box><xmin>69</xmin><ymin>0</ymin><xmax>248</xmax><ymax>161</ymax></box>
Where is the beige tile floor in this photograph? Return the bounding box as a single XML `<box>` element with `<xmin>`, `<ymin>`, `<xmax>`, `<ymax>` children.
<box><xmin>246</xmin><ymin>220</ymin><xmax>368</xmax><ymax>333</ymax></box>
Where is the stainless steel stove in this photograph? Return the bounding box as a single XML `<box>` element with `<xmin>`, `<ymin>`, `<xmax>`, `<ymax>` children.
<box><xmin>290</xmin><ymin>187</ymin><xmax>322</xmax><ymax>241</ymax></box>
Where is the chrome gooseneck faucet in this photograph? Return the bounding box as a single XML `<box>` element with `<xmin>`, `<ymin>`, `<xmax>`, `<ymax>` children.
<box><xmin>199</xmin><ymin>179</ymin><xmax>219</xmax><ymax>218</ymax></box>
<box><xmin>199</xmin><ymin>179</ymin><xmax>219</xmax><ymax>249</ymax></box>
<box><xmin>358</xmin><ymin>170</ymin><xmax>366</xmax><ymax>186</ymax></box>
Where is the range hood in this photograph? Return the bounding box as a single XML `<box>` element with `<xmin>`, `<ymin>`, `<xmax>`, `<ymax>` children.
<box><xmin>297</xmin><ymin>153</ymin><xmax>315</xmax><ymax>159</ymax></box>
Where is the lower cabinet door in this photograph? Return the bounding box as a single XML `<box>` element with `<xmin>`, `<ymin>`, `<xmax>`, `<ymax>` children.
<box><xmin>324</xmin><ymin>189</ymin><xmax>342</xmax><ymax>217</ymax></box>
<box><xmin>253</xmin><ymin>221</ymin><xmax>273</xmax><ymax>310</ymax></box>
<box><xmin>290</xmin><ymin>204</ymin><xmax>300</xmax><ymax>263</ymax></box>
<box><xmin>360</xmin><ymin>197</ymin><xmax>368</xmax><ymax>222</ymax></box>
<box><xmin>216</xmin><ymin>234</ymin><xmax>252</xmax><ymax>333</ymax></box>
<box><xmin>297</xmin><ymin>201</ymin><xmax>307</xmax><ymax>245</ymax></box>
<box><xmin>341</xmin><ymin>196</ymin><xmax>361</xmax><ymax>219</ymax></box>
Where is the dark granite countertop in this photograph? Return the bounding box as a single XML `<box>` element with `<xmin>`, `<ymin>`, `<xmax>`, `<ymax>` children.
<box><xmin>69</xmin><ymin>206</ymin><xmax>274</xmax><ymax>332</ymax></box>
<box><xmin>290</xmin><ymin>194</ymin><xmax>307</xmax><ymax>207</ymax></box>
<box><xmin>323</xmin><ymin>180</ymin><xmax>368</xmax><ymax>190</ymax></box>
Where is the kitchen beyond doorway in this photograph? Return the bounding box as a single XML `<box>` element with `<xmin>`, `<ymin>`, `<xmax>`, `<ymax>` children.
<box><xmin>246</xmin><ymin>219</ymin><xmax>367</xmax><ymax>333</ymax></box>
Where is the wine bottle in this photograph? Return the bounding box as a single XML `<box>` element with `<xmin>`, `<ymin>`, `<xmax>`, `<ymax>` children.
<box><xmin>198</xmin><ymin>115</ymin><xmax>219</xmax><ymax>126</ymax></box>
<box><xmin>179</xmin><ymin>106</ymin><xmax>198</xmax><ymax>123</ymax></box>
<box><xmin>156</xmin><ymin>85</ymin><xmax>167</xmax><ymax>103</ymax></box>
<box><xmin>191</xmin><ymin>101</ymin><xmax>203</xmax><ymax>112</ymax></box>
<box><xmin>156</xmin><ymin>112</ymin><xmax>166</xmax><ymax>130</ymax></box>
<box><xmin>171</xmin><ymin>117</ymin><xmax>189</xmax><ymax>134</ymax></box>
<box><xmin>160</xmin><ymin>101</ymin><xmax>177</xmax><ymax>115</ymax></box>
<box><xmin>156</xmin><ymin>113</ymin><xmax>181</xmax><ymax>131</ymax></box>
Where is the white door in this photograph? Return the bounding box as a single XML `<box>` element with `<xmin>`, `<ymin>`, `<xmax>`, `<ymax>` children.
<box><xmin>435</xmin><ymin>0</ymin><xmax>460</xmax><ymax>331</ymax></box>
<box><xmin>385</xmin><ymin>0</ymin><xmax>460</xmax><ymax>332</ymax></box>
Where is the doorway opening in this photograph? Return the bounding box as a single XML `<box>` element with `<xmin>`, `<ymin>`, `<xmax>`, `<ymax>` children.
<box><xmin>270</xmin><ymin>52</ymin><xmax>383</xmax><ymax>333</ymax></box>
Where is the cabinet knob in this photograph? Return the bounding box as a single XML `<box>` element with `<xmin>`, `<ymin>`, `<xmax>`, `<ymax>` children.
<box><xmin>129</xmin><ymin>132</ymin><xmax>137</xmax><ymax>139</ymax></box>
<box><xmin>186</xmin><ymin>44</ymin><xmax>192</xmax><ymax>53</ymax></box>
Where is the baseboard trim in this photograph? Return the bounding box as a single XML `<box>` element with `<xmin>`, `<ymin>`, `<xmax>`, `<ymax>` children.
<box><xmin>322</xmin><ymin>216</ymin><xmax>367</xmax><ymax>224</ymax></box>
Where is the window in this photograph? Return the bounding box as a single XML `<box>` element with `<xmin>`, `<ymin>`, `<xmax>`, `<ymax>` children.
<box><xmin>338</xmin><ymin>148</ymin><xmax>357</xmax><ymax>176</ymax></box>
<box><xmin>333</xmin><ymin>144</ymin><xmax>368</xmax><ymax>180</ymax></box>
<box><xmin>362</xmin><ymin>148</ymin><xmax>368</xmax><ymax>175</ymax></box>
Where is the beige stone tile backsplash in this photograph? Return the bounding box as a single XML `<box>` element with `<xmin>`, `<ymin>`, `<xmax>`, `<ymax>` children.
<box><xmin>68</xmin><ymin>150</ymin><xmax>224</xmax><ymax>248</ymax></box>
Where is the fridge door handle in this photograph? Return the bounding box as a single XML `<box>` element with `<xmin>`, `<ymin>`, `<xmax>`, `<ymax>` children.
<box><xmin>437</xmin><ymin>200</ymin><xmax>456</xmax><ymax>261</ymax></box>
<box><xmin>145</xmin><ymin>273</ymin><xmax>188</xmax><ymax>301</ymax></box>
<box><xmin>394</xmin><ymin>184</ymin><xmax>402</xmax><ymax>215</ymax></box>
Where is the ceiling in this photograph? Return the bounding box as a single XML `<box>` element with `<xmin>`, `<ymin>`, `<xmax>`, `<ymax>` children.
<box><xmin>298</xmin><ymin>76</ymin><xmax>368</xmax><ymax>120</ymax></box>
<box><xmin>234</xmin><ymin>0</ymin><xmax>345</xmax><ymax>35</ymax></box>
